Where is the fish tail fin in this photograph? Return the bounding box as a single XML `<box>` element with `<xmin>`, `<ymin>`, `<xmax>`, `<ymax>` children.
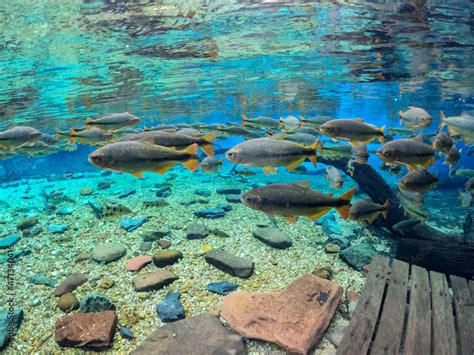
<box><xmin>69</xmin><ymin>128</ymin><xmax>77</xmax><ymax>136</ymax></box>
<box><xmin>378</xmin><ymin>125</ymin><xmax>386</xmax><ymax>144</ymax></box>
<box><xmin>383</xmin><ymin>199</ymin><xmax>389</xmax><ymax>219</ymax></box>
<box><xmin>439</xmin><ymin>111</ymin><xmax>446</xmax><ymax>130</ymax></box>
<box><xmin>242</xmin><ymin>115</ymin><xmax>248</xmax><ymax>127</ymax></box>
<box><xmin>202</xmin><ymin>131</ymin><xmax>216</xmax><ymax>143</ymax></box>
<box><xmin>398</xmin><ymin>111</ymin><xmax>403</xmax><ymax>125</ymax></box>
<box><xmin>183</xmin><ymin>143</ymin><xmax>198</xmax><ymax>156</ymax></box>
<box><xmin>299</xmin><ymin>116</ymin><xmax>306</xmax><ymax>126</ymax></box>
<box><xmin>278</xmin><ymin>117</ymin><xmax>284</xmax><ymax>129</ymax></box>
<box><xmin>218</xmin><ymin>158</ymin><xmax>223</xmax><ymax>166</ymax></box>
<box><xmin>200</xmin><ymin>143</ymin><xmax>215</xmax><ymax>157</ymax></box>
<box><xmin>336</xmin><ymin>188</ymin><xmax>356</xmax><ymax>220</ymax></box>
<box><xmin>182</xmin><ymin>159</ymin><xmax>200</xmax><ymax>172</ymax></box>
<box><xmin>86</xmin><ymin>117</ymin><xmax>93</xmax><ymax>124</ymax></box>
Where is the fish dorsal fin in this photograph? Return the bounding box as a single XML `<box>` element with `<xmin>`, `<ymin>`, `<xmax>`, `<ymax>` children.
<box><xmin>285</xmin><ymin>215</ymin><xmax>297</xmax><ymax>224</ymax></box>
<box><xmin>293</xmin><ymin>180</ymin><xmax>311</xmax><ymax>188</ymax></box>
<box><xmin>353</xmin><ymin>118</ymin><xmax>364</xmax><ymax>122</ymax></box>
<box><xmin>412</xmin><ymin>135</ymin><xmax>423</xmax><ymax>143</ymax></box>
<box><xmin>131</xmin><ymin>171</ymin><xmax>144</xmax><ymax>178</ymax></box>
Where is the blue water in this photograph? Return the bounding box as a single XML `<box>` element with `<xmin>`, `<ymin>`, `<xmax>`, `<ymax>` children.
<box><xmin>0</xmin><ymin>1</ymin><xmax>473</xmax><ymax>353</ymax></box>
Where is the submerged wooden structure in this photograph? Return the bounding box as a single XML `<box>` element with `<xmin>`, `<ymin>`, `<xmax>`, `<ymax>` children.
<box><xmin>337</xmin><ymin>254</ymin><xmax>474</xmax><ymax>355</ymax></box>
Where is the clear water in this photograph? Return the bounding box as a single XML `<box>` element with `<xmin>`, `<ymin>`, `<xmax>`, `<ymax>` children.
<box><xmin>0</xmin><ymin>1</ymin><xmax>473</xmax><ymax>354</ymax></box>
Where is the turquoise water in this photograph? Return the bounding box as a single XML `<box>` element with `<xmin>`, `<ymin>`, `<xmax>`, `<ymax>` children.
<box><xmin>0</xmin><ymin>1</ymin><xmax>473</xmax><ymax>354</ymax></box>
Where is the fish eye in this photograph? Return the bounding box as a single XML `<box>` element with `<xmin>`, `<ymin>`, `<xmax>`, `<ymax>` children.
<box><xmin>383</xmin><ymin>150</ymin><xmax>392</xmax><ymax>157</ymax></box>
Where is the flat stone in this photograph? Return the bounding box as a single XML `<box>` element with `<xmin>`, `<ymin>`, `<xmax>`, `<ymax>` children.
<box><xmin>92</xmin><ymin>243</ymin><xmax>127</xmax><ymax>263</ymax></box>
<box><xmin>58</xmin><ymin>292</ymin><xmax>80</xmax><ymax>312</ymax></box>
<box><xmin>186</xmin><ymin>223</ymin><xmax>209</xmax><ymax>239</ymax></box>
<box><xmin>30</xmin><ymin>272</ymin><xmax>57</xmax><ymax>287</ymax></box>
<box><xmin>252</xmin><ymin>227</ymin><xmax>292</xmax><ymax>249</ymax></box>
<box><xmin>159</xmin><ymin>239</ymin><xmax>171</xmax><ymax>249</ymax></box>
<box><xmin>226</xmin><ymin>194</ymin><xmax>241</xmax><ymax>203</ymax></box>
<box><xmin>325</xmin><ymin>243</ymin><xmax>341</xmax><ymax>254</ymax></box>
<box><xmin>142</xmin><ymin>229</ymin><xmax>169</xmax><ymax>241</ymax></box>
<box><xmin>205</xmin><ymin>250</ymin><xmax>254</xmax><ymax>278</ymax></box>
<box><xmin>48</xmin><ymin>224</ymin><xmax>68</xmax><ymax>234</ymax></box>
<box><xmin>217</xmin><ymin>188</ymin><xmax>241</xmax><ymax>195</ymax></box>
<box><xmin>131</xmin><ymin>313</ymin><xmax>245</xmax><ymax>355</ymax></box>
<box><xmin>17</xmin><ymin>217</ymin><xmax>38</xmax><ymax>230</ymax></box>
<box><xmin>207</xmin><ymin>281</ymin><xmax>239</xmax><ymax>295</ymax></box>
<box><xmin>0</xmin><ymin>309</ymin><xmax>23</xmax><ymax>349</ymax></box>
<box><xmin>221</xmin><ymin>275</ymin><xmax>343</xmax><ymax>354</ymax></box>
<box><xmin>132</xmin><ymin>271</ymin><xmax>178</xmax><ymax>292</ymax></box>
<box><xmin>195</xmin><ymin>188</ymin><xmax>211</xmax><ymax>197</ymax></box>
<box><xmin>22</xmin><ymin>226</ymin><xmax>42</xmax><ymax>238</ymax></box>
<box><xmin>194</xmin><ymin>208</ymin><xmax>226</xmax><ymax>219</ymax></box>
<box><xmin>54</xmin><ymin>273</ymin><xmax>88</xmax><ymax>297</ymax></box>
<box><xmin>120</xmin><ymin>327</ymin><xmax>134</xmax><ymax>340</ymax></box>
<box><xmin>79</xmin><ymin>294</ymin><xmax>114</xmax><ymax>313</ymax></box>
<box><xmin>79</xmin><ymin>188</ymin><xmax>93</xmax><ymax>196</ymax></box>
<box><xmin>139</xmin><ymin>241</ymin><xmax>152</xmax><ymax>251</ymax></box>
<box><xmin>156</xmin><ymin>291</ymin><xmax>185</xmax><ymax>322</ymax></box>
<box><xmin>55</xmin><ymin>310</ymin><xmax>117</xmax><ymax>349</ymax></box>
<box><xmin>340</xmin><ymin>243</ymin><xmax>376</xmax><ymax>271</ymax></box>
<box><xmin>179</xmin><ymin>197</ymin><xmax>197</xmax><ymax>206</ymax></box>
<box><xmin>57</xmin><ymin>207</ymin><xmax>74</xmax><ymax>216</ymax></box>
<box><xmin>126</xmin><ymin>256</ymin><xmax>152</xmax><ymax>272</ymax></box>
<box><xmin>152</xmin><ymin>250</ymin><xmax>183</xmax><ymax>267</ymax></box>
<box><xmin>120</xmin><ymin>217</ymin><xmax>148</xmax><ymax>232</ymax></box>
<box><xmin>0</xmin><ymin>235</ymin><xmax>21</xmax><ymax>249</ymax></box>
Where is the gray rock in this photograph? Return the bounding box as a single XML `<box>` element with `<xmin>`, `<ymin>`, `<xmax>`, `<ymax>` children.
<box><xmin>132</xmin><ymin>271</ymin><xmax>178</xmax><ymax>292</ymax></box>
<box><xmin>54</xmin><ymin>273</ymin><xmax>88</xmax><ymax>297</ymax></box>
<box><xmin>186</xmin><ymin>223</ymin><xmax>209</xmax><ymax>240</ymax></box>
<box><xmin>340</xmin><ymin>243</ymin><xmax>376</xmax><ymax>271</ymax></box>
<box><xmin>252</xmin><ymin>227</ymin><xmax>292</xmax><ymax>249</ymax></box>
<box><xmin>226</xmin><ymin>194</ymin><xmax>242</xmax><ymax>203</ymax></box>
<box><xmin>0</xmin><ymin>309</ymin><xmax>23</xmax><ymax>349</ymax></box>
<box><xmin>92</xmin><ymin>243</ymin><xmax>127</xmax><ymax>263</ymax></box>
<box><xmin>180</xmin><ymin>198</ymin><xmax>197</xmax><ymax>206</ymax></box>
<box><xmin>131</xmin><ymin>313</ymin><xmax>245</xmax><ymax>354</ymax></box>
<box><xmin>142</xmin><ymin>229</ymin><xmax>169</xmax><ymax>241</ymax></box>
<box><xmin>217</xmin><ymin>188</ymin><xmax>241</xmax><ymax>195</ymax></box>
<box><xmin>205</xmin><ymin>250</ymin><xmax>254</xmax><ymax>278</ymax></box>
<box><xmin>139</xmin><ymin>242</ymin><xmax>152</xmax><ymax>252</ymax></box>
<box><xmin>195</xmin><ymin>188</ymin><xmax>211</xmax><ymax>197</ymax></box>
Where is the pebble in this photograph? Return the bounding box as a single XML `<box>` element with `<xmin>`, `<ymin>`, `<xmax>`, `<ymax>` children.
<box><xmin>97</xmin><ymin>180</ymin><xmax>112</xmax><ymax>190</ymax></box>
<box><xmin>155</xmin><ymin>187</ymin><xmax>171</xmax><ymax>198</ymax></box>
<box><xmin>325</xmin><ymin>243</ymin><xmax>341</xmax><ymax>254</ymax></box>
<box><xmin>141</xmin><ymin>229</ymin><xmax>169</xmax><ymax>241</ymax></box>
<box><xmin>120</xmin><ymin>327</ymin><xmax>134</xmax><ymax>340</ymax></box>
<box><xmin>152</xmin><ymin>250</ymin><xmax>183</xmax><ymax>267</ymax></box>
<box><xmin>0</xmin><ymin>235</ymin><xmax>21</xmax><ymax>249</ymax></box>
<box><xmin>312</xmin><ymin>267</ymin><xmax>333</xmax><ymax>280</ymax></box>
<box><xmin>156</xmin><ymin>291</ymin><xmax>185</xmax><ymax>322</ymax></box>
<box><xmin>205</xmin><ymin>250</ymin><xmax>254</xmax><ymax>278</ymax></box>
<box><xmin>340</xmin><ymin>243</ymin><xmax>376</xmax><ymax>271</ymax></box>
<box><xmin>17</xmin><ymin>217</ymin><xmax>39</xmax><ymax>230</ymax></box>
<box><xmin>179</xmin><ymin>197</ymin><xmax>197</xmax><ymax>206</ymax></box>
<box><xmin>186</xmin><ymin>223</ymin><xmax>209</xmax><ymax>239</ymax></box>
<box><xmin>159</xmin><ymin>239</ymin><xmax>171</xmax><ymax>249</ymax></box>
<box><xmin>0</xmin><ymin>309</ymin><xmax>23</xmax><ymax>349</ymax></box>
<box><xmin>194</xmin><ymin>208</ymin><xmax>226</xmax><ymax>219</ymax></box>
<box><xmin>121</xmin><ymin>217</ymin><xmax>148</xmax><ymax>232</ymax></box>
<box><xmin>132</xmin><ymin>271</ymin><xmax>178</xmax><ymax>292</ymax></box>
<box><xmin>47</xmin><ymin>224</ymin><xmax>68</xmax><ymax>234</ymax></box>
<box><xmin>225</xmin><ymin>194</ymin><xmax>241</xmax><ymax>203</ymax></box>
<box><xmin>99</xmin><ymin>277</ymin><xmax>115</xmax><ymax>290</ymax></box>
<box><xmin>58</xmin><ymin>292</ymin><xmax>80</xmax><ymax>312</ymax></box>
<box><xmin>75</xmin><ymin>251</ymin><xmax>91</xmax><ymax>263</ymax></box>
<box><xmin>30</xmin><ymin>272</ymin><xmax>57</xmax><ymax>287</ymax></box>
<box><xmin>195</xmin><ymin>188</ymin><xmax>211</xmax><ymax>197</ymax></box>
<box><xmin>126</xmin><ymin>255</ymin><xmax>153</xmax><ymax>272</ymax></box>
<box><xmin>56</xmin><ymin>207</ymin><xmax>74</xmax><ymax>216</ymax></box>
<box><xmin>139</xmin><ymin>241</ymin><xmax>152</xmax><ymax>251</ymax></box>
<box><xmin>217</xmin><ymin>188</ymin><xmax>241</xmax><ymax>195</ymax></box>
<box><xmin>252</xmin><ymin>227</ymin><xmax>292</xmax><ymax>249</ymax></box>
<box><xmin>199</xmin><ymin>244</ymin><xmax>213</xmax><ymax>255</ymax></box>
<box><xmin>92</xmin><ymin>243</ymin><xmax>127</xmax><ymax>263</ymax></box>
<box><xmin>22</xmin><ymin>226</ymin><xmax>42</xmax><ymax>238</ymax></box>
<box><xmin>79</xmin><ymin>294</ymin><xmax>114</xmax><ymax>313</ymax></box>
<box><xmin>207</xmin><ymin>281</ymin><xmax>238</xmax><ymax>295</ymax></box>
<box><xmin>79</xmin><ymin>187</ymin><xmax>93</xmax><ymax>196</ymax></box>
<box><xmin>54</xmin><ymin>273</ymin><xmax>88</xmax><ymax>297</ymax></box>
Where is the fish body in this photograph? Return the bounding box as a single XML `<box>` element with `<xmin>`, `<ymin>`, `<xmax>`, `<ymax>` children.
<box><xmin>299</xmin><ymin>115</ymin><xmax>333</xmax><ymax>127</ymax></box>
<box><xmin>123</xmin><ymin>130</ymin><xmax>216</xmax><ymax>157</ymax></box>
<box><xmin>225</xmin><ymin>138</ymin><xmax>318</xmax><ymax>175</ymax></box>
<box><xmin>242</xmin><ymin>115</ymin><xmax>280</xmax><ymax>129</ymax></box>
<box><xmin>88</xmin><ymin>141</ymin><xmax>199</xmax><ymax>178</ymax></box>
<box><xmin>291</xmin><ymin>126</ymin><xmax>319</xmax><ymax>136</ymax></box>
<box><xmin>68</xmin><ymin>127</ymin><xmax>113</xmax><ymax>145</ymax></box>
<box><xmin>217</xmin><ymin>125</ymin><xmax>259</xmax><ymax>137</ymax></box>
<box><xmin>326</xmin><ymin>166</ymin><xmax>344</xmax><ymax>189</ymax></box>
<box><xmin>177</xmin><ymin>128</ymin><xmax>201</xmax><ymax>136</ymax></box>
<box><xmin>279</xmin><ymin>115</ymin><xmax>300</xmax><ymax>128</ymax></box>
<box><xmin>234</xmin><ymin>169</ymin><xmax>257</xmax><ymax>176</ymax></box>
<box><xmin>393</xmin><ymin>219</ymin><xmax>421</xmax><ymax>232</ymax></box>
<box><xmin>17</xmin><ymin>141</ymin><xmax>49</xmax><ymax>156</ymax></box>
<box><xmin>271</xmin><ymin>133</ymin><xmax>318</xmax><ymax>146</ymax></box>
<box><xmin>440</xmin><ymin>111</ymin><xmax>474</xmax><ymax>144</ymax></box>
<box><xmin>351</xmin><ymin>144</ymin><xmax>369</xmax><ymax>164</ymax></box>
<box><xmin>201</xmin><ymin>156</ymin><xmax>223</xmax><ymax>173</ymax></box>
<box><xmin>398</xmin><ymin>169</ymin><xmax>437</xmax><ymax>194</ymax></box>
<box><xmin>100</xmin><ymin>203</ymin><xmax>132</xmax><ymax>217</ymax></box>
<box><xmin>0</xmin><ymin>126</ymin><xmax>42</xmax><ymax>150</ymax></box>
<box><xmin>320</xmin><ymin>143</ymin><xmax>352</xmax><ymax>159</ymax></box>
<box><xmin>432</xmin><ymin>132</ymin><xmax>453</xmax><ymax>154</ymax></box>
<box><xmin>387</xmin><ymin>127</ymin><xmax>417</xmax><ymax>138</ymax></box>
<box><xmin>241</xmin><ymin>181</ymin><xmax>356</xmax><ymax>222</ymax></box>
<box><xmin>397</xmin><ymin>188</ymin><xmax>425</xmax><ymax>208</ymax></box>
<box><xmin>376</xmin><ymin>137</ymin><xmax>435</xmax><ymax>171</ymax></box>
<box><xmin>86</xmin><ymin>112</ymin><xmax>141</xmax><ymax>130</ymax></box>
<box><xmin>348</xmin><ymin>199</ymin><xmax>389</xmax><ymax>225</ymax></box>
<box><xmin>319</xmin><ymin>119</ymin><xmax>385</xmax><ymax>145</ymax></box>
<box><xmin>399</xmin><ymin>107</ymin><xmax>432</xmax><ymax>129</ymax></box>
<box><xmin>143</xmin><ymin>198</ymin><xmax>169</xmax><ymax>208</ymax></box>
<box><xmin>444</xmin><ymin>146</ymin><xmax>460</xmax><ymax>168</ymax></box>
<box><xmin>144</xmin><ymin>124</ymin><xmax>177</xmax><ymax>132</ymax></box>
<box><xmin>455</xmin><ymin>169</ymin><xmax>474</xmax><ymax>177</ymax></box>
<box><xmin>465</xmin><ymin>177</ymin><xmax>474</xmax><ymax>193</ymax></box>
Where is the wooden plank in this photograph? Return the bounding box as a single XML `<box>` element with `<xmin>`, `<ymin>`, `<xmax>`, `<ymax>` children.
<box><xmin>370</xmin><ymin>259</ymin><xmax>409</xmax><ymax>355</ymax></box>
<box><xmin>450</xmin><ymin>275</ymin><xmax>474</xmax><ymax>355</ymax></box>
<box><xmin>336</xmin><ymin>254</ymin><xmax>390</xmax><ymax>355</ymax></box>
<box><xmin>403</xmin><ymin>265</ymin><xmax>431</xmax><ymax>355</ymax></box>
<box><xmin>430</xmin><ymin>271</ymin><xmax>457</xmax><ymax>355</ymax></box>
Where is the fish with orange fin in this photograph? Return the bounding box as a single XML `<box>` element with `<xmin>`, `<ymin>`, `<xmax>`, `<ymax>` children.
<box><xmin>200</xmin><ymin>156</ymin><xmax>223</xmax><ymax>173</ymax></box>
<box><xmin>241</xmin><ymin>115</ymin><xmax>280</xmax><ymax>129</ymax></box>
<box><xmin>399</xmin><ymin>107</ymin><xmax>432</xmax><ymax>129</ymax></box>
<box><xmin>88</xmin><ymin>141</ymin><xmax>199</xmax><ymax>178</ymax></box>
<box><xmin>439</xmin><ymin>111</ymin><xmax>474</xmax><ymax>145</ymax></box>
<box><xmin>67</xmin><ymin>127</ymin><xmax>113</xmax><ymax>145</ymax></box>
<box><xmin>121</xmin><ymin>130</ymin><xmax>217</xmax><ymax>157</ymax></box>
<box><xmin>86</xmin><ymin>112</ymin><xmax>141</xmax><ymax>130</ymax></box>
<box><xmin>241</xmin><ymin>181</ymin><xmax>356</xmax><ymax>223</ymax></box>
<box><xmin>299</xmin><ymin>115</ymin><xmax>333</xmax><ymax>127</ymax></box>
<box><xmin>376</xmin><ymin>136</ymin><xmax>435</xmax><ymax>171</ymax></box>
<box><xmin>349</xmin><ymin>199</ymin><xmax>389</xmax><ymax>225</ymax></box>
<box><xmin>319</xmin><ymin>118</ymin><xmax>385</xmax><ymax>146</ymax></box>
<box><xmin>0</xmin><ymin>126</ymin><xmax>42</xmax><ymax>151</ymax></box>
<box><xmin>326</xmin><ymin>166</ymin><xmax>344</xmax><ymax>189</ymax></box>
<box><xmin>225</xmin><ymin>138</ymin><xmax>318</xmax><ymax>175</ymax></box>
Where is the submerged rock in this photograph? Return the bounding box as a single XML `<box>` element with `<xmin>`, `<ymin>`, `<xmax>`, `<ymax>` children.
<box><xmin>225</xmin><ymin>194</ymin><xmax>241</xmax><ymax>203</ymax></box>
<box><xmin>132</xmin><ymin>271</ymin><xmax>178</xmax><ymax>292</ymax></box>
<box><xmin>179</xmin><ymin>197</ymin><xmax>197</xmax><ymax>206</ymax></box>
<box><xmin>186</xmin><ymin>223</ymin><xmax>209</xmax><ymax>239</ymax></box>
<box><xmin>205</xmin><ymin>250</ymin><xmax>254</xmax><ymax>278</ymax></box>
<box><xmin>207</xmin><ymin>281</ymin><xmax>238</xmax><ymax>295</ymax></box>
<box><xmin>79</xmin><ymin>294</ymin><xmax>114</xmax><ymax>313</ymax></box>
<box><xmin>155</xmin><ymin>187</ymin><xmax>171</xmax><ymax>198</ymax></box>
<box><xmin>340</xmin><ymin>243</ymin><xmax>376</xmax><ymax>271</ymax></box>
<box><xmin>97</xmin><ymin>180</ymin><xmax>112</xmax><ymax>190</ymax></box>
<box><xmin>325</xmin><ymin>243</ymin><xmax>341</xmax><ymax>254</ymax></box>
<box><xmin>54</xmin><ymin>273</ymin><xmax>88</xmax><ymax>297</ymax></box>
<box><xmin>216</xmin><ymin>203</ymin><xmax>232</xmax><ymax>212</ymax></box>
<box><xmin>0</xmin><ymin>309</ymin><xmax>23</xmax><ymax>349</ymax></box>
<box><xmin>125</xmin><ymin>255</ymin><xmax>152</xmax><ymax>272</ymax></box>
<box><xmin>22</xmin><ymin>226</ymin><xmax>42</xmax><ymax>238</ymax></box>
<box><xmin>156</xmin><ymin>291</ymin><xmax>185</xmax><ymax>322</ymax></box>
<box><xmin>139</xmin><ymin>241</ymin><xmax>152</xmax><ymax>251</ymax></box>
<box><xmin>47</xmin><ymin>224</ymin><xmax>68</xmax><ymax>234</ymax></box>
<box><xmin>120</xmin><ymin>327</ymin><xmax>134</xmax><ymax>340</ymax></box>
<box><xmin>58</xmin><ymin>292</ymin><xmax>80</xmax><ymax>312</ymax></box>
<box><xmin>195</xmin><ymin>188</ymin><xmax>211</xmax><ymax>197</ymax></box>
<box><xmin>252</xmin><ymin>227</ymin><xmax>292</xmax><ymax>249</ymax></box>
<box><xmin>57</xmin><ymin>207</ymin><xmax>74</xmax><ymax>216</ymax></box>
<box><xmin>79</xmin><ymin>188</ymin><xmax>93</xmax><ymax>196</ymax></box>
<box><xmin>17</xmin><ymin>217</ymin><xmax>38</xmax><ymax>230</ymax></box>
<box><xmin>142</xmin><ymin>229</ymin><xmax>169</xmax><ymax>241</ymax></box>
<box><xmin>131</xmin><ymin>313</ymin><xmax>246</xmax><ymax>354</ymax></box>
<box><xmin>55</xmin><ymin>311</ymin><xmax>117</xmax><ymax>349</ymax></box>
<box><xmin>30</xmin><ymin>272</ymin><xmax>57</xmax><ymax>287</ymax></box>
<box><xmin>121</xmin><ymin>217</ymin><xmax>148</xmax><ymax>232</ymax></box>
<box><xmin>217</xmin><ymin>188</ymin><xmax>241</xmax><ymax>195</ymax></box>
<box><xmin>152</xmin><ymin>250</ymin><xmax>183</xmax><ymax>267</ymax></box>
<box><xmin>221</xmin><ymin>275</ymin><xmax>343</xmax><ymax>354</ymax></box>
<box><xmin>195</xmin><ymin>208</ymin><xmax>226</xmax><ymax>219</ymax></box>
<box><xmin>0</xmin><ymin>235</ymin><xmax>21</xmax><ymax>249</ymax></box>
<box><xmin>92</xmin><ymin>243</ymin><xmax>127</xmax><ymax>263</ymax></box>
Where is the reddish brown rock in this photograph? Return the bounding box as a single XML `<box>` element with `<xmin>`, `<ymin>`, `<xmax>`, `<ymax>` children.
<box><xmin>221</xmin><ymin>274</ymin><xmax>343</xmax><ymax>354</ymax></box>
<box><xmin>55</xmin><ymin>310</ymin><xmax>117</xmax><ymax>349</ymax></box>
<box><xmin>125</xmin><ymin>255</ymin><xmax>152</xmax><ymax>272</ymax></box>
<box><xmin>132</xmin><ymin>271</ymin><xmax>178</xmax><ymax>292</ymax></box>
